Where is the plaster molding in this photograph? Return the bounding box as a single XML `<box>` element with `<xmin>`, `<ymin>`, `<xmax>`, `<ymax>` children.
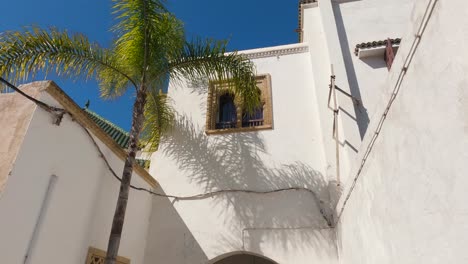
<box><xmin>303</xmin><ymin>2</ymin><xmax>319</xmax><ymax>8</ymax></box>
<box><xmin>298</xmin><ymin>0</ymin><xmax>319</xmax><ymax>42</ymax></box>
<box><xmin>240</xmin><ymin>45</ymin><xmax>309</xmax><ymax>60</ymax></box>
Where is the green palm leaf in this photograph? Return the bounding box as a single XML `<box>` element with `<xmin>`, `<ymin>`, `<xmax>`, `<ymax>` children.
<box><xmin>167</xmin><ymin>38</ymin><xmax>260</xmax><ymax>113</ymax></box>
<box><xmin>141</xmin><ymin>88</ymin><xmax>174</xmax><ymax>152</ymax></box>
<box><xmin>112</xmin><ymin>0</ymin><xmax>184</xmax><ymax>82</ymax></box>
<box><xmin>0</xmin><ymin>27</ymin><xmax>136</xmax><ymax>96</ymax></box>
<box><xmin>0</xmin><ymin>1</ymin><xmax>260</xmax><ymax>263</ymax></box>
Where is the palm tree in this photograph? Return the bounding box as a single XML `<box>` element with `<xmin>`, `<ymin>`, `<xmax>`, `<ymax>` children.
<box><xmin>0</xmin><ymin>1</ymin><xmax>260</xmax><ymax>263</ymax></box>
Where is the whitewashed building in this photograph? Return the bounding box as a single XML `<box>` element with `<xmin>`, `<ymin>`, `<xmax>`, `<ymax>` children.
<box><xmin>1</xmin><ymin>0</ymin><xmax>468</xmax><ymax>263</ymax></box>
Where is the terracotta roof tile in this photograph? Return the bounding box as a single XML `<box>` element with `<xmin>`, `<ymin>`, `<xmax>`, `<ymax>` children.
<box><xmin>354</xmin><ymin>38</ymin><xmax>401</xmax><ymax>56</ymax></box>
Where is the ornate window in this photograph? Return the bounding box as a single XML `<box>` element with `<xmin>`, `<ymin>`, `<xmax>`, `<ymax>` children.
<box><xmin>206</xmin><ymin>74</ymin><xmax>273</xmax><ymax>134</ymax></box>
<box><xmin>85</xmin><ymin>247</ymin><xmax>130</xmax><ymax>264</ymax></box>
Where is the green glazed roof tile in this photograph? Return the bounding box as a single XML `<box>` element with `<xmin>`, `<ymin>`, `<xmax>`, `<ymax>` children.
<box><xmin>135</xmin><ymin>159</ymin><xmax>151</xmax><ymax>169</ymax></box>
<box><xmin>85</xmin><ymin>109</ymin><xmax>130</xmax><ymax>149</ymax></box>
<box><xmin>84</xmin><ymin>109</ymin><xmax>151</xmax><ymax>169</ymax></box>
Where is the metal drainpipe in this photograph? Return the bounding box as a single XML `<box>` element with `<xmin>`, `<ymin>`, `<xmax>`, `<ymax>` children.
<box><xmin>330</xmin><ymin>64</ymin><xmax>341</xmax><ymax>186</ymax></box>
<box><xmin>24</xmin><ymin>174</ymin><xmax>58</xmax><ymax>264</ymax></box>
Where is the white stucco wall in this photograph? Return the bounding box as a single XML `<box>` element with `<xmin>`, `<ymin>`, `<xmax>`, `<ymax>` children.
<box><xmin>331</xmin><ymin>0</ymin><xmax>414</xmax><ymax>126</ymax></box>
<box><xmin>145</xmin><ymin>46</ymin><xmax>338</xmax><ymax>264</ymax></box>
<box><xmin>337</xmin><ymin>0</ymin><xmax>468</xmax><ymax>263</ymax></box>
<box><xmin>0</xmin><ymin>86</ymin><xmax>154</xmax><ymax>264</ymax></box>
<box><xmin>2</xmin><ymin>1</ymin><xmax>463</xmax><ymax>263</ymax></box>
<box><xmin>302</xmin><ymin>4</ymin><xmax>349</xmax><ymax>193</ymax></box>
<box><xmin>301</xmin><ymin>0</ymin><xmax>415</xmax><ymax>187</ymax></box>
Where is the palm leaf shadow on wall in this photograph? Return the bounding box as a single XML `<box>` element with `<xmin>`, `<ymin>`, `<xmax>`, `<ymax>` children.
<box><xmin>159</xmin><ymin>115</ymin><xmax>335</xmax><ymax>253</ymax></box>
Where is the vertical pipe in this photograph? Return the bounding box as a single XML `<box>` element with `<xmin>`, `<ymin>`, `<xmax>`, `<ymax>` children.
<box><xmin>331</xmin><ymin>65</ymin><xmax>341</xmax><ymax>185</ymax></box>
<box><xmin>24</xmin><ymin>174</ymin><xmax>58</xmax><ymax>264</ymax></box>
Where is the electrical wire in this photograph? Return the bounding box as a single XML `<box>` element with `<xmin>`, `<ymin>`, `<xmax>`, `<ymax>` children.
<box><xmin>0</xmin><ymin>77</ymin><xmax>333</xmax><ymax>226</ymax></box>
<box><xmin>334</xmin><ymin>0</ymin><xmax>439</xmax><ymax>224</ymax></box>
<box><xmin>1</xmin><ymin>77</ymin><xmax>63</xmax><ymax>113</ymax></box>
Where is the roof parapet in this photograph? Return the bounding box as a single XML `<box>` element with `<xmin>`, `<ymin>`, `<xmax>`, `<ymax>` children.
<box><xmin>297</xmin><ymin>0</ymin><xmax>318</xmax><ymax>42</ymax></box>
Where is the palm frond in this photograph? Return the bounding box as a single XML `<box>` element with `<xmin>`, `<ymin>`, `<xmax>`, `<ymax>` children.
<box><xmin>167</xmin><ymin>38</ymin><xmax>261</xmax><ymax>112</ymax></box>
<box><xmin>0</xmin><ymin>26</ymin><xmax>136</xmax><ymax>97</ymax></box>
<box><xmin>112</xmin><ymin>0</ymin><xmax>184</xmax><ymax>82</ymax></box>
<box><xmin>140</xmin><ymin>88</ymin><xmax>174</xmax><ymax>151</ymax></box>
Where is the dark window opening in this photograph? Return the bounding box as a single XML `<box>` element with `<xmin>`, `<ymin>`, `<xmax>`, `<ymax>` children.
<box><xmin>216</xmin><ymin>93</ymin><xmax>237</xmax><ymax>129</ymax></box>
<box><xmin>242</xmin><ymin>106</ymin><xmax>264</xmax><ymax>127</ymax></box>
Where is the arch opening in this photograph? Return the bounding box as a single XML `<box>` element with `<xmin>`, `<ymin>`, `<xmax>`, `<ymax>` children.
<box><xmin>212</xmin><ymin>252</ymin><xmax>278</xmax><ymax>264</ymax></box>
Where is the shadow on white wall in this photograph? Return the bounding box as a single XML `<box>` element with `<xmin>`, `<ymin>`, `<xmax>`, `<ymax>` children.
<box><xmin>155</xmin><ymin>114</ymin><xmax>336</xmax><ymax>260</ymax></box>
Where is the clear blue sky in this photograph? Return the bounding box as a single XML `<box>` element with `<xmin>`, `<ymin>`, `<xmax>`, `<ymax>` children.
<box><xmin>1</xmin><ymin>0</ymin><xmax>299</xmax><ymax>130</ymax></box>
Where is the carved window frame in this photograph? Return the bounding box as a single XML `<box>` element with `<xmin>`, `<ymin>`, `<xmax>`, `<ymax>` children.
<box><xmin>85</xmin><ymin>247</ymin><xmax>130</xmax><ymax>264</ymax></box>
<box><xmin>206</xmin><ymin>74</ymin><xmax>273</xmax><ymax>135</ymax></box>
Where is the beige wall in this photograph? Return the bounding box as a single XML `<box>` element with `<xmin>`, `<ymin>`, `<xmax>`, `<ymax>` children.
<box><xmin>0</xmin><ymin>82</ymin><xmax>45</xmax><ymax>194</ymax></box>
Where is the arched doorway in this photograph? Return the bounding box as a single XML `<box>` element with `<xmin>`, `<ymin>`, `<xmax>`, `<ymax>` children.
<box><xmin>213</xmin><ymin>253</ymin><xmax>277</xmax><ymax>264</ymax></box>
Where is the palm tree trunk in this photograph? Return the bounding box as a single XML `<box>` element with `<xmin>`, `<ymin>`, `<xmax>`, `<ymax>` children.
<box><xmin>105</xmin><ymin>88</ymin><xmax>147</xmax><ymax>264</ymax></box>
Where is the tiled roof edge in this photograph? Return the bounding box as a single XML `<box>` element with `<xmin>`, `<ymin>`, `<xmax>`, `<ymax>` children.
<box><xmin>85</xmin><ymin>109</ymin><xmax>129</xmax><ymax>135</ymax></box>
<box><xmin>42</xmin><ymin>81</ymin><xmax>157</xmax><ymax>188</ymax></box>
<box><xmin>84</xmin><ymin>109</ymin><xmax>152</xmax><ymax>169</ymax></box>
<box><xmin>136</xmin><ymin>159</ymin><xmax>151</xmax><ymax>169</ymax></box>
<box><xmin>354</xmin><ymin>38</ymin><xmax>401</xmax><ymax>56</ymax></box>
<box><xmin>84</xmin><ymin>109</ymin><xmax>130</xmax><ymax>149</ymax></box>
